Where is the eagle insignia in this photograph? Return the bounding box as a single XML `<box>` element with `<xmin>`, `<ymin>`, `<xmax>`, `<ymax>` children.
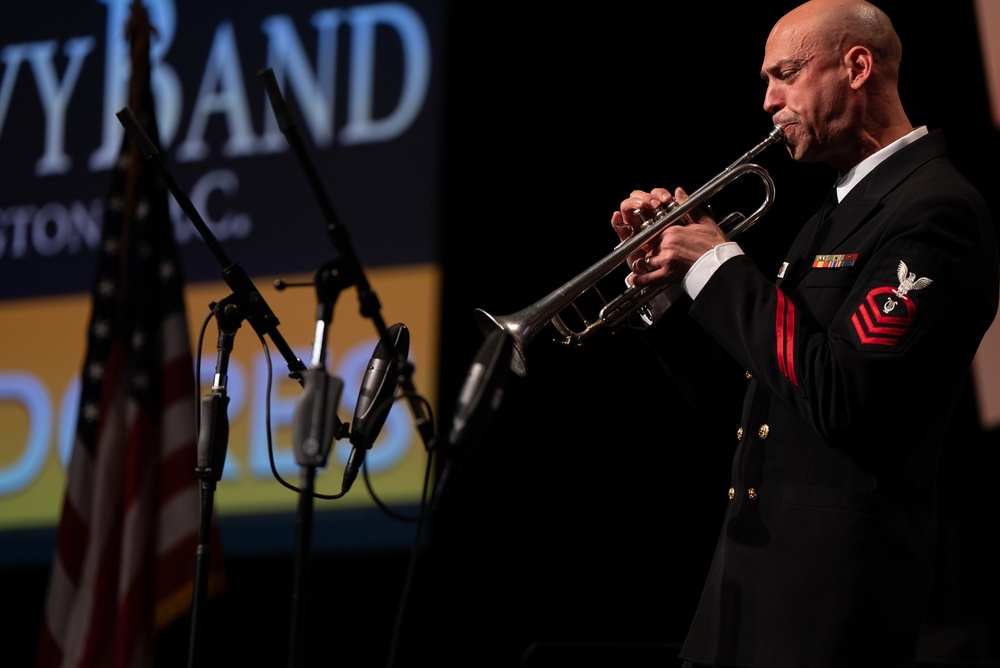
<box><xmin>882</xmin><ymin>260</ymin><xmax>932</xmax><ymax>315</ymax></box>
<box><xmin>892</xmin><ymin>260</ymin><xmax>932</xmax><ymax>300</ymax></box>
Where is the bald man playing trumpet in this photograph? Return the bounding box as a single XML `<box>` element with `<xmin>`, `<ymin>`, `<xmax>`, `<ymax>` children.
<box><xmin>611</xmin><ymin>1</ymin><xmax>999</xmax><ymax>666</ymax></box>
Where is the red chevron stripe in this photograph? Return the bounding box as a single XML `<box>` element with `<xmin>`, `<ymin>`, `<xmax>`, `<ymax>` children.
<box><xmin>852</xmin><ymin>312</ymin><xmax>902</xmax><ymax>345</ymax></box>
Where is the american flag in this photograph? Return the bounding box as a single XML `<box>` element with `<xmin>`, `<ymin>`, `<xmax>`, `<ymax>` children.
<box><xmin>36</xmin><ymin>3</ymin><xmax>224</xmax><ymax>666</ymax></box>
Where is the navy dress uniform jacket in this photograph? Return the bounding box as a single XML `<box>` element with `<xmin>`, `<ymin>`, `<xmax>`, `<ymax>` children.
<box><xmin>642</xmin><ymin>130</ymin><xmax>1000</xmax><ymax>668</ymax></box>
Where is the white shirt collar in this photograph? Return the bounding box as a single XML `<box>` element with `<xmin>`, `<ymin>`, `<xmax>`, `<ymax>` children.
<box><xmin>834</xmin><ymin>126</ymin><xmax>929</xmax><ymax>202</ymax></box>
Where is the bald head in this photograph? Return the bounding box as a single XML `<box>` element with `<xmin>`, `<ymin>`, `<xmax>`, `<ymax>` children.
<box><xmin>773</xmin><ymin>0</ymin><xmax>902</xmax><ymax>81</ymax></box>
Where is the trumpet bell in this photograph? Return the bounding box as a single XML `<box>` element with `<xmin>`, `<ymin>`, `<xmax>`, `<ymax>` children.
<box><xmin>474</xmin><ymin>307</ymin><xmax>530</xmax><ymax>377</ymax></box>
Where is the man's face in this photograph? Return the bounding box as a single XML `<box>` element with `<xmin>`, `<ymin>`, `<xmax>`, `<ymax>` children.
<box><xmin>760</xmin><ymin>22</ymin><xmax>852</xmax><ymax>165</ymax></box>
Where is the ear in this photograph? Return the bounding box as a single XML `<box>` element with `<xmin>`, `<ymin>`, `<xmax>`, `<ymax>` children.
<box><xmin>846</xmin><ymin>45</ymin><xmax>873</xmax><ymax>90</ymax></box>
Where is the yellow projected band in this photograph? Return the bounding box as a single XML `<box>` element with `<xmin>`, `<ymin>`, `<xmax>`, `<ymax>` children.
<box><xmin>0</xmin><ymin>264</ymin><xmax>440</xmax><ymax>529</ymax></box>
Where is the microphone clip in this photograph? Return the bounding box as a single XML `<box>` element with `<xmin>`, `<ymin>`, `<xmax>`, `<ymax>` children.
<box><xmin>291</xmin><ymin>367</ymin><xmax>347</xmax><ymax>469</ymax></box>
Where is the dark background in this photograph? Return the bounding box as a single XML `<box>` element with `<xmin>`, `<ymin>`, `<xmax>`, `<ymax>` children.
<box><xmin>7</xmin><ymin>1</ymin><xmax>1000</xmax><ymax>666</ymax></box>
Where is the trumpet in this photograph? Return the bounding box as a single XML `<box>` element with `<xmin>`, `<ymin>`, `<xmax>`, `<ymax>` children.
<box><xmin>474</xmin><ymin>124</ymin><xmax>785</xmax><ymax>377</ymax></box>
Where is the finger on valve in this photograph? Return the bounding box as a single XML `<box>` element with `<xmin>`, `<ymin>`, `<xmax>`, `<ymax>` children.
<box><xmin>612</xmin><ymin>213</ymin><xmax>634</xmax><ymax>241</ymax></box>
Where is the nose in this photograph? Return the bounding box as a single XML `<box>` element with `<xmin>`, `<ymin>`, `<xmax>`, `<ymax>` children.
<box><xmin>762</xmin><ymin>82</ymin><xmax>781</xmax><ymax>114</ymax></box>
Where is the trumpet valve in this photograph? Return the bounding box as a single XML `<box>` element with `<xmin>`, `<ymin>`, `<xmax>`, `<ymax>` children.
<box><xmin>634</xmin><ymin>207</ymin><xmax>657</xmax><ymax>224</ymax></box>
<box><xmin>634</xmin><ymin>198</ymin><xmax>678</xmax><ymax>227</ymax></box>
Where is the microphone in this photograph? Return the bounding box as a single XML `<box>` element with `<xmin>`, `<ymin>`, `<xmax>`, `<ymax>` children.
<box><xmin>433</xmin><ymin>329</ymin><xmax>513</xmax><ymax>504</ymax></box>
<box><xmin>342</xmin><ymin>323</ymin><xmax>409</xmax><ymax>493</ymax></box>
<box><xmin>447</xmin><ymin>329</ymin><xmax>513</xmax><ymax>453</ymax></box>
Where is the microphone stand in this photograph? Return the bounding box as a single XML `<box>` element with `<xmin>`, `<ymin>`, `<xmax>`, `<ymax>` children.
<box><xmin>287</xmin><ymin>261</ymin><xmax>351</xmax><ymax>668</ymax></box>
<box><xmin>258</xmin><ymin>68</ymin><xmax>438</xmax><ymax>668</ymax></box>
<box><xmin>258</xmin><ymin>68</ymin><xmax>436</xmax><ymax>452</ymax></box>
<box><xmin>115</xmin><ymin>107</ymin><xmax>308</xmax><ymax>668</ymax></box>
<box><xmin>188</xmin><ymin>298</ymin><xmax>238</xmax><ymax>668</ymax></box>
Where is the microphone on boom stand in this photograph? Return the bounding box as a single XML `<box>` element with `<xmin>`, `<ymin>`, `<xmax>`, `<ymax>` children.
<box><xmin>433</xmin><ymin>328</ymin><xmax>514</xmax><ymax>505</ymax></box>
<box><xmin>342</xmin><ymin>322</ymin><xmax>410</xmax><ymax>493</ymax></box>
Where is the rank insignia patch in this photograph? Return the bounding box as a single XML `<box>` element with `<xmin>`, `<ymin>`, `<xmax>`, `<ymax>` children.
<box><xmin>850</xmin><ymin>260</ymin><xmax>931</xmax><ymax>346</ymax></box>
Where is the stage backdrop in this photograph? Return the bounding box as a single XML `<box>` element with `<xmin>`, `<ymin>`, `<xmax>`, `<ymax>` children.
<box><xmin>0</xmin><ymin>0</ymin><xmax>444</xmax><ymax>564</ymax></box>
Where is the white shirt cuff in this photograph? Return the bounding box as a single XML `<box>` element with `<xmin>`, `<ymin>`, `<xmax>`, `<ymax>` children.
<box><xmin>624</xmin><ymin>241</ymin><xmax>742</xmax><ymax>326</ymax></box>
<box><xmin>682</xmin><ymin>241</ymin><xmax>744</xmax><ymax>300</ymax></box>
